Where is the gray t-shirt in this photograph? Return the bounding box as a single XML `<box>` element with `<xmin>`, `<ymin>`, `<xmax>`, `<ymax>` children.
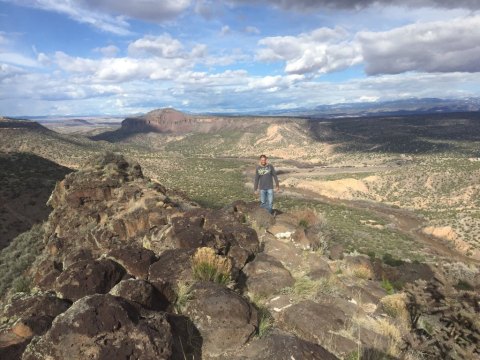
<box><xmin>254</xmin><ymin>164</ymin><xmax>279</xmax><ymax>191</ymax></box>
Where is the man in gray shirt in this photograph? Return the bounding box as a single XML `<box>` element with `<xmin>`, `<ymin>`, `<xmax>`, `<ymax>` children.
<box><xmin>254</xmin><ymin>154</ymin><xmax>280</xmax><ymax>214</ymax></box>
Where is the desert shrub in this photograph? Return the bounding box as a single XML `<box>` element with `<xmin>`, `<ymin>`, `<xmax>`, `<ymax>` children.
<box><xmin>349</xmin><ymin>263</ymin><xmax>374</xmax><ymax>280</ymax></box>
<box><xmin>298</xmin><ymin>219</ymin><xmax>309</xmax><ymax>228</ymax></box>
<box><xmin>0</xmin><ymin>223</ymin><xmax>45</xmax><ymax>298</ymax></box>
<box><xmin>256</xmin><ymin>305</ymin><xmax>274</xmax><ymax>338</ymax></box>
<box><xmin>380</xmin><ymin>293</ymin><xmax>410</xmax><ymax>326</ymax></box>
<box><xmin>382</xmin><ymin>253</ymin><xmax>404</xmax><ymax>267</ymax></box>
<box><xmin>12</xmin><ymin>275</ymin><xmax>31</xmax><ymax>294</ymax></box>
<box><xmin>174</xmin><ymin>281</ymin><xmax>193</xmax><ymax>314</ymax></box>
<box><xmin>191</xmin><ymin>247</ymin><xmax>232</xmax><ymax>285</ymax></box>
<box><xmin>281</xmin><ymin>275</ymin><xmax>341</xmax><ymax>301</ymax></box>
<box><xmin>381</xmin><ymin>277</ymin><xmax>395</xmax><ymax>295</ymax></box>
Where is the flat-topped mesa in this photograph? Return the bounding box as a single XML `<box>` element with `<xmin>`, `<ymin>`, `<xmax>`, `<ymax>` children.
<box><xmin>121</xmin><ymin>108</ymin><xmax>195</xmax><ymax>133</ymax></box>
<box><xmin>120</xmin><ymin>108</ymin><xmax>278</xmax><ymax>134</ymax></box>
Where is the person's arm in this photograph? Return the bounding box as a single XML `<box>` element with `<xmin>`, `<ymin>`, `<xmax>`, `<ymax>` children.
<box><xmin>271</xmin><ymin>165</ymin><xmax>279</xmax><ymax>189</ymax></box>
<box><xmin>254</xmin><ymin>167</ymin><xmax>259</xmax><ymax>191</ymax></box>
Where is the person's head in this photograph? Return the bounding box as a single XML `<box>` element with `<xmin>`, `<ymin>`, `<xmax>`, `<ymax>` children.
<box><xmin>259</xmin><ymin>154</ymin><xmax>267</xmax><ymax>166</ymax></box>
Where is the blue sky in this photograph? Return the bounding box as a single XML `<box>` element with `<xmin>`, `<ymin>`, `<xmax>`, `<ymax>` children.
<box><xmin>1</xmin><ymin>0</ymin><xmax>480</xmax><ymax>116</ymax></box>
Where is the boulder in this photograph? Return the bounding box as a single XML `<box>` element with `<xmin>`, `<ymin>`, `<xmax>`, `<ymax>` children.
<box><xmin>106</xmin><ymin>245</ymin><xmax>156</xmax><ymax>279</ymax></box>
<box><xmin>278</xmin><ymin>300</ymin><xmax>351</xmax><ymax>352</ymax></box>
<box><xmin>54</xmin><ymin>259</ymin><xmax>126</xmax><ymax>301</ymax></box>
<box><xmin>222</xmin><ymin>329</ymin><xmax>338</xmax><ymax>360</ymax></box>
<box><xmin>3</xmin><ymin>293</ymin><xmax>71</xmax><ymax>325</ymax></box>
<box><xmin>183</xmin><ymin>282</ymin><xmax>258</xmax><ymax>357</ymax></box>
<box><xmin>148</xmin><ymin>248</ymin><xmax>195</xmax><ymax>300</ymax></box>
<box><xmin>22</xmin><ymin>294</ymin><xmax>173</xmax><ymax>360</ymax></box>
<box><xmin>243</xmin><ymin>253</ymin><xmax>295</xmax><ymax>298</ymax></box>
<box><xmin>329</xmin><ymin>244</ymin><xmax>345</xmax><ymax>260</ymax></box>
<box><xmin>109</xmin><ymin>279</ymin><xmax>169</xmax><ymax>311</ymax></box>
<box><xmin>262</xmin><ymin>234</ymin><xmax>304</xmax><ymax>271</ymax></box>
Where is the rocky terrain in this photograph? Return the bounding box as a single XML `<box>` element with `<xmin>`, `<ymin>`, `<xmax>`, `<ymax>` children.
<box><xmin>0</xmin><ymin>153</ymin><xmax>478</xmax><ymax>359</ymax></box>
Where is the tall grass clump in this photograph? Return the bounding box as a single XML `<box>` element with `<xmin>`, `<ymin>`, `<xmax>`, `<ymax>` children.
<box><xmin>191</xmin><ymin>247</ymin><xmax>232</xmax><ymax>285</ymax></box>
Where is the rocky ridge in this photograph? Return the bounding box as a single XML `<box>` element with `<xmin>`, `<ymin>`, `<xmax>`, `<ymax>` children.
<box><xmin>0</xmin><ymin>153</ymin><xmax>478</xmax><ymax>359</ymax></box>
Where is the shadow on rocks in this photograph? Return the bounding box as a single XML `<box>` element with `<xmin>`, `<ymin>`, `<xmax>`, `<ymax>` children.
<box><xmin>168</xmin><ymin>314</ymin><xmax>203</xmax><ymax>360</ymax></box>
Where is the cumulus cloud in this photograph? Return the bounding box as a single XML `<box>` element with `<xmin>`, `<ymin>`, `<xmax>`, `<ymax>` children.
<box><xmin>230</xmin><ymin>0</ymin><xmax>480</xmax><ymax>10</ymax></box>
<box><xmin>54</xmin><ymin>51</ymin><xmax>191</xmax><ymax>82</ymax></box>
<box><xmin>5</xmin><ymin>0</ymin><xmax>191</xmax><ymax>34</ymax></box>
<box><xmin>357</xmin><ymin>15</ymin><xmax>480</xmax><ymax>75</ymax></box>
<box><xmin>128</xmin><ymin>35</ymin><xmax>184</xmax><ymax>58</ymax></box>
<box><xmin>257</xmin><ymin>27</ymin><xmax>362</xmax><ymax>74</ymax></box>
<box><xmin>257</xmin><ymin>15</ymin><xmax>480</xmax><ymax>76</ymax></box>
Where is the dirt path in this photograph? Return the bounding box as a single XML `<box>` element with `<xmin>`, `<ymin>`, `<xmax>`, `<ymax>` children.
<box><xmin>276</xmin><ymin>165</ymin><xmax>395</xmax><ymax>178</ymax></box>
<box><xmin>281</xmin><ymin>187</ymin><xmax>479</xmax><ymax>265</ymax></box>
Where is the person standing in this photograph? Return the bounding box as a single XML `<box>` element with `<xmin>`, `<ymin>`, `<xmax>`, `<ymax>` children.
<box><xmin>254</xmin><ymin>154</ymin><xmax>280</xmax><ymax>214</ymax></box>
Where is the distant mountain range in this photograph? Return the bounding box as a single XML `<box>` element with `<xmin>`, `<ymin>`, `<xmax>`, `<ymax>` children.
<box><xmin>203</xmin><ymin>97</ymin><xmax>480</xmax><ymax>118</ymax></box>
<box><xmin>9</xmin><ymin>97</ymin><xmax>480</xmax><ymax>120</ymax></box>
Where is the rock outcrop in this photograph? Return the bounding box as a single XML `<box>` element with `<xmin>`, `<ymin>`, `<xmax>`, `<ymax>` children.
<box><xmin>1</xmin><ymin>153</ymin><xmax>477</xmax><ymax>359</ymax></box>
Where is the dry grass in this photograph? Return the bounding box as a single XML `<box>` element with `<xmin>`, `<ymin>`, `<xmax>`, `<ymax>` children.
<box><xmin>174</xmin><ymin>281</ymin><xmax>193</xmax><ymax>314</ymax></box>
<box><xmin>191</xmin><ymin>247</ymin><xmax>232</xmax><ymax>285</ymax></box>
<box><xmin>347</xmin><ymin>263</ymin><xmax>374</xmax><ymax>280</ymax></box>
<box><xmin>380</xmin><ymin>293</ymin><xmax>410</xmax><ymax>329</ymax></box>
<box><xmin>281</xmin><ymin>274</ymin><xmax>342</xmax><ymax>301</ymax></box>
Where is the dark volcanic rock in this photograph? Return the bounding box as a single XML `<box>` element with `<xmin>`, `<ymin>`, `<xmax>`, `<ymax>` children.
<box><xmin>3</xmin><ymin>293</ymin><xmax>71</xmax><ymax>320</ymax></box>
<box><xmin>0</xmin><ymin>292</ymin><xmax>71</xmax><ymax>358</ymax></box>
<box><xmin>278</xmin><ymin>300</ymin><xmax>356</xmax><ymax>356</ymax></box>
<box><xmin>109</xmin><ymin>279</ymin><xmax>169</xmax><ymax>311</ymax></box>
<box><xmin>22</xmin><ymin>294</ymin><xmax>173</xmax><ymax>360</ymax></box>
<box><xmin>106</xmin><ymin>245</ymin><xmax>156</xmax><ymax>279</ymax></box>
<box><xmin>242</xmin><ymin>253</ymin><xmax>295</xmax><ymax>297</ymax></box>
<box><xmin>223</xmin><ymin>329</ymin><xmax>338</xmax><ymax>360</ymax></box>
<box><xmin>54</xmin><ymin>259</ymin><xmax>126</xmax><ymax>301</ymax></box>
<box><xmin>183</xmin><ymin>282</ymin><xmax>258</xmax><ymax>357</ymax></box>
<box><xmin>148</xmin><ymin>248</ymin><xmax>195</xmax><ymax>302</ymax></box>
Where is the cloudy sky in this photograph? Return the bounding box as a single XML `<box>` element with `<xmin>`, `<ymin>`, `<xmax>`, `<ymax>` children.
<box><xmin>1</xmin><ymin>0</ymin><xmax>480</xmax><ymax>116</ymax></box>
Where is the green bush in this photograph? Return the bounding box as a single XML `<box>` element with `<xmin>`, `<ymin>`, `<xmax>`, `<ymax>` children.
<box><xmin>12</xmin><ymin>276</ymin><xmax>31</xmax><ymax>294</ymax></box>
<box><xmin>381</xmin><ymin>277</ymin><xmax>395</xmax><ymax>295</ymax></box>
<box><xmin>0</xmin><ymin>223</ymin><xmax>45</xmax><ymax>297</ymax></box>
<box><xmin>257</xmin><ymin>306</ymin><xmax>274</xmax><ymax>338</ymax></box>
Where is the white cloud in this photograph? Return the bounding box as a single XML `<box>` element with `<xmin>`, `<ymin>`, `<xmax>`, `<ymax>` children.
<box><xmin>37</xmin><ymin>52</ymin><xmax>51</xmax><ymax>65</ymax></box>
<box><xmin>257</xmin><ymin>15</ymin><xmax>480</xmax><ymax>76</ymax></box>
<box><xmin>357</xmin><ymin>15</ymin><xmax>480</xmax><ymax>74</ymax></box>
<box><xmin>230</xmin><ymin>0</ymin><xmax>480</xmax><ymax>11</ymax></box>
<box><xmin>257</xmin><ymin>27</ymin><xmax>362</xmax><ymax>74</ymax></box>
<box><xmin>5</xmin><ymin>0</ymin><xmax>192</xmax><ymax>34</ymax></box>
<box><xmin>94</xmin><ymin>45</ymin><xmax>119</xmax><ymax>57</ymax></box>
<box><xmin>0</xmin><ymin>63</ymin><xmax>26</xmax><ymax>81</ymax></box>
<box><xmin>128</xmin><ymin>35</ymin><xmax>185</xmax><ymax>58</ymax></box>
<box><xmin>0</xmin><ymin>51</ymin><xmax>40</xmax><ymax>67</ymax></box>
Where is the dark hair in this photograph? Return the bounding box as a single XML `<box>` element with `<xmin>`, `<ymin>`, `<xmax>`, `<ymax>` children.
<box><xmin>259</xmin><ymin>154</ymin><xmax>267</xmax><ymax>159</ymax></box>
